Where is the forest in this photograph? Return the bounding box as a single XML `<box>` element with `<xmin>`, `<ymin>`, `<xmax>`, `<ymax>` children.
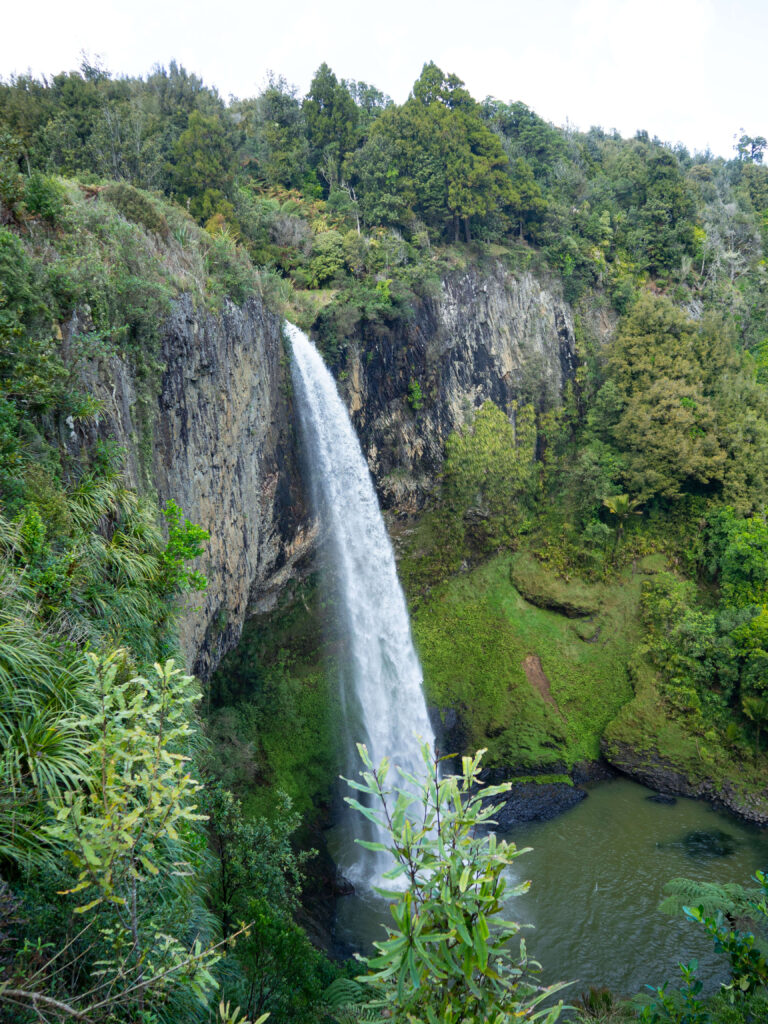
<box><xmin>2</xmin><ymin>55</ymin><xmax>768</xmax><ymax>1022</ymax></box>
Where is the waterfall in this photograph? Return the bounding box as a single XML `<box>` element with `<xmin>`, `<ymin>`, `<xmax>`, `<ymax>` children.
<box><xmin>287</xmin><ymin>322</ymin><xmax>434</xmax><ymax>886</ymax></box>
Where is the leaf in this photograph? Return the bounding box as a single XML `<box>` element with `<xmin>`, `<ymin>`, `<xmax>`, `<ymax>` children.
<box><xmin>139</xmin><ymin>854</ymin><xmax>160</xmax><ymax>876</ymax></box>
<box><xmin>344</xmin><ymin>797</ymin><xmax>386</xmax><ymax>827</ymax></box>
<box><xmin>74</xmin><ymin>897</ymin><xmax>103</xmax><ymax>914</ymax></box>
<box><xmin>81</xmin><ymin>840</ymin><xmax>100</xmax><ymax>867</ymax></box>
<box><xmin>473</xmin><ymin>925</ymin><xmax>488</xmax><ymax>971</ymax></box>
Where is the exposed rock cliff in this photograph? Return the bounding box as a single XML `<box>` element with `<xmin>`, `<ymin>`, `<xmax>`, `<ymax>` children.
<box><xmin>69</xmin><ymin>263</ymin><xmax>588</xmax><ymax>678</ymax></box>
<box><xmin>74</xmin><ymin>295</ymin><xmax>312</xmax><ymax>681</ymax></box>
<box><xmin>338</xmin><ymin>264</ymin><xmax>580</xmax><ymax>510</ymax></box>
<box><xmin>153</xmin><ymin>296</ymin><xmax>312</xmax><ymax>679</ymax></box>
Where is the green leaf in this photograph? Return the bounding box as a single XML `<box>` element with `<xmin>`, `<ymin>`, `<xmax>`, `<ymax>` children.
<box><xmin>356</xmin><ymin>839</ymin><xmax>389</xmax><ymax>852</ymax></box>
<box><xmin>473</xmin><ymin>925</ymin><xmax>488</xmax><ymax>971</ymax></box>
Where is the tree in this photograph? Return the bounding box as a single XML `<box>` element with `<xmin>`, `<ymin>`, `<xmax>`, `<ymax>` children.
<box><xmin>238</xmin><ymin>75</ymin><xmax>311</xmax><ymax>190</ymax></box>
<box><xmin>355</xmin><ymin>64</ymin><xmax>514</xmax><ymax>242</ymax></box>
<box><xmin>604</xmin><ymin>294</ymin><xmax>737</xmax><ymax>501</ymax></box>
<box><xmin>601</xmin><ymin>492</ymin><xmax>643</xmax><ymax>554</ymax></box>
<box><xmin>345</xmin><ymin>744</ymin><xmax>567</xmax><ymax>1023</ymax></box>
<box><xmin>169</xmin><ymin>109</ymin><xmax>235</xmax><ymax>221</ymax></box>
<box><xmin>202</xmin><ymin>783</ymin><xmax>306</xmax><ymax>939</ymax></box>
<box><xmin>735</xmin><ymin>134</ymin><xmax>767</xmax><ymax>164</ymax></box>
<box><xmin>302</xmin><ymin>63</ymin><xmax>359</xmax><ymax>191</ymax></box>
<box><xmin>443</xmin><ymin>400</ymin><xmax>537</xmax><ymax>554</ymax></box>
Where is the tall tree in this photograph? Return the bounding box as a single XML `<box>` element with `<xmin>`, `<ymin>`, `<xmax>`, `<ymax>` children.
<box><xmin>302</xmin><ymin>63</ymin><xmax>359</xmax><ymax>191</ymax></box>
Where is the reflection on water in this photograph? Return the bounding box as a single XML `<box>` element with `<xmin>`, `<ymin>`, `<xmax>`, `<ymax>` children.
<box><xmin>333</xmin><ymin>778</ymin><xmax>768</xmax><ymax>997</ymax></box>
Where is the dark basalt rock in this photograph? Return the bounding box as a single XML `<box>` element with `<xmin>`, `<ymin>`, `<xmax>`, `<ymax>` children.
<box><xmin>646</xmin><ymin>793</ymin><xmax>678</xmax><ymax>805</ymax></box>
<box><xmin>492</xmin><ymin>781</ymin><xmax>587</xmax><ymax>830</ymax></box>
<box><xmin>602</xmin><ymin>738</ymin><xmax>768</xmax><ymax>826</ymax></box>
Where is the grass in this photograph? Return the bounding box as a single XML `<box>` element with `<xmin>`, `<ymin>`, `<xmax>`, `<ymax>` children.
<box><xmin>412</xmin><ymin>552</ymin><xmax>643</xmax><ymax>770</ymax></box>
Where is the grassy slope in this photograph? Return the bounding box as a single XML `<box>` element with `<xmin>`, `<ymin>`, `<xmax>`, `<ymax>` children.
<box><xmin>413</xmin><ymin>553</ymin><xmax>642</xmax><ymax>770</ymax></box>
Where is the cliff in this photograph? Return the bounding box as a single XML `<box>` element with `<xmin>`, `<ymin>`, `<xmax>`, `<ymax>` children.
<box><xmin>72</xmin><ymin>294</ymin><xmax>313</xmax><ymax>681</ymax></box>
<box><xmin>67</xmin><ymin>263</ymin><xmax>586</xmax><ymax>679</ymax></box>
<box><xmin>339</xmin><ymin>264</ymin><xmax>581</xmax><ymax>510</ymax></box>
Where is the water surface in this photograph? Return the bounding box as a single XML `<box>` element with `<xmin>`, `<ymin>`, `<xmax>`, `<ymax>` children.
<box><xmin>334</xmin><ymin>778</ymin><xmax>768</xmax><ymax>997</ymax></box>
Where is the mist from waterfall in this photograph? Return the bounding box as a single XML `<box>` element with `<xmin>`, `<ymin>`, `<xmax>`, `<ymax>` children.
<box><xmin>287</xmin><ymin>322</ymin><xmax>434</xmax><ymax>885</ymax></box>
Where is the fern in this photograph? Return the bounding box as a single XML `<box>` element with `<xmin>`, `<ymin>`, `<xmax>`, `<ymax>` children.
<box><xmin>659</xmin><ymin>877</ymin><xmax>760</xmax><ymax>918</ymax></box>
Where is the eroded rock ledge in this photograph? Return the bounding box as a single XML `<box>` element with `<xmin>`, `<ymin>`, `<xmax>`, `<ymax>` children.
<box><xmin>603</xmin><ymin>739</ymin><xmax>768</xmax><ymax>826</ymax></box>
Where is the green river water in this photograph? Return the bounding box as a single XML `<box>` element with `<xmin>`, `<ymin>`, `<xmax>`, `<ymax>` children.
<box><xmin>333</xmin><ymin>778</ymin><xmax>768</xmax><ymax>1000</ymax></box>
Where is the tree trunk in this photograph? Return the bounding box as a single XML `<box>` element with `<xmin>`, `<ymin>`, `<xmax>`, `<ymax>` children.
<box><xmin>453</xmin><ymin>213</ymin><xmax>460</xmax><ymax>243</ymax></box>
<box><xmin>463</xmin><ymin>217</ymin><xmax>471</xmax><ymax>243</ymax></box>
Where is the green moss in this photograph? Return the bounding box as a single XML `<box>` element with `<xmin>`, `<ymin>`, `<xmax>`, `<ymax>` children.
<box><xmin>602</xmin><ymin>661</ymin><xmax>768</xmax><ymax>806</ymax></box>
<box><xmin>509</xmin><ymin>552</ymin><xmax>602</xmax><ymax>617</ymax></box>
<box><xmin>209</xmin><ymin>580</ymin><xmax>343</xmax><ymax>820</ymax></box>
<box><xmin>412</xmin><ymin>552</ymin><xmax>641</xmax><ymax>769</ymax></box>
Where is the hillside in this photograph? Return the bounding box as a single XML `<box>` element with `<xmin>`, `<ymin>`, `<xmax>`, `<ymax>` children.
<box><xmin>2</xmin><ymin>56</ymin><xmax>768</xmax><ymax>1023</ymax></box>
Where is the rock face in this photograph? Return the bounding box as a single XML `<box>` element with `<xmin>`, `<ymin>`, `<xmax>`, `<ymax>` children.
<box><xmin>603</xmin><ymin>739</ymin><xmax>768</xmax><ymax>826</ymax></box>
<box><xmin>338</xmin><ymin>264</ymin><xmax>579</xmax><ymax>510</ymax></box>
<box><xmin>72</xmin><ymin>262</ymin><xmax>585</xmax><ymax>678</ymax></box>
<box><xmin>153</xmin><ymin>296</ymin><xmax>312</xmax><ymax>679</ymax></box>
<box><xmin>76</xmin><ymin>295</ymin><xmax>312</xmax><ymax>680</ymax></box>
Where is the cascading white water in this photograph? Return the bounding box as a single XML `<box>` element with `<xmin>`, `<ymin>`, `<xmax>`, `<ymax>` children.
<box><xmin>287</xmin><ymin>322</ymin><xmax>435</xmax><ymax>885</ymax></box>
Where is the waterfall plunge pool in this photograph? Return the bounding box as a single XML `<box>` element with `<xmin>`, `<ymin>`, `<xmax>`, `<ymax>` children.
<box><xmin>332</xmin><ymin>777</ymin><xmax>768</xmax><ymax>999</ymax></box>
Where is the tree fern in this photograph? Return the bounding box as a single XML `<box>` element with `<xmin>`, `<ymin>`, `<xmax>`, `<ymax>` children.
<box><xmin>659</xmin><ymin>877</ymin><xmax>761</xmax><ymax>918</ymax></box>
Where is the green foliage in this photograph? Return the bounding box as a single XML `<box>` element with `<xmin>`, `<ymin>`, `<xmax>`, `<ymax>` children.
<box><xmin>23</xmin><ymin>171</ymin><xmax>66</xmax><ymax>222</ymax></box>
<box><xmin>1</xmin><ymin>652</ymin><xmax>235</xmax><ymax>1023</ymax></box>
<box><xmin>159</xmin><ymin>499</ymin><xmax>209</xmax><ymax>594</ymax></box>
<box><xmin>208</xmin><ymin>582</ymin><xmax>343</xmax><ymax>816</ymax></box>
<box><xmin>226</xmin><ymin>896</ymin><xmax>336</xmax><ymax>1022</ymax></box>
<box><xmin>310</xmin><ymin>228</ymin><xmax>346</xmax><ymax>285</ymax></box>
<box><xmin>407</xmin><ymin>377</ymin><xmax>424</xmax><ymax>411</ymax></box>
<box><xmin>0</xmin><ymin>127</ymin><xmax>24</xmax><ymax>212</ymax></box>
<box><xmin>346</xmin><ymin>744</ymin><xmax>567</xmax><ymax>1024</ymax></box>
<box><xmin>440</xmin><ymin>400</ymin><xmax>537</xmax><ymax>561</ymax></box>
<box><xmin>169</xmin><ymin>109</ymin><xmax>236</xmax><ymax>222</ymax></box>
<box><xmin>46</xmin><ymin>652</ymin><xmax>205</xmax><ymax>912</ymax></box>
<box><xmin>658</xmin><ymin>879</ymin><xmax>761</xmax><ymax>920</ymax></box>
<box><xmin>102</xmin><ymin>181</ymin><xmax>169</xmax><ymax>235</ymax></box>
<box><xmin>683</xmin><ymin>870</ymin><xmax>768</xmax><ymax>1001</ymax></box>
<box><xmin>706</xmin><ymin>507</ymin><xmax>768</xmax><ymax>608</ymax></box>
<box><xmin>202</xmin><ymin>782</ymin><xmax>307</xmax><ymax>937</ymax></box>
<box><xmin>0</xmin><ymin>557</ymin><xmax>93</xmax><ymax>866</ymax></box>
<box><xmin>636</xmin><ymin>960</ymin><xmax>709</xmax><ymax>1024</ymax></box>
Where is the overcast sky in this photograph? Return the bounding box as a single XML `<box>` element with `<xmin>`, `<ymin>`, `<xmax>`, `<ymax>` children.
<box><xmin>2</xmin><ymin>0</ymin><xmax>764</xmax><ymax>159</ymax></box>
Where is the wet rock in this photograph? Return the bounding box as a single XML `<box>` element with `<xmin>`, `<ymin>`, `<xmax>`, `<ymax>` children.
<box><xmin>571</xmin><ymin>760</ymin><xmax>616</xmax><ymax>785</ymax></box>
<box><xmin>646</xmin><ymin>793</ymin><xmax>678</xmax><ymax>805</ymax></box>
<box><xmin>491</xmin><ymin>781</ymin><xmax>587</xmax><ymax>829</ymax></box>
<box><xmin>602</xmin><ymin>738</ymin><xmax>768</xmax><ymax>826</ymax></box>
<box><xmin>332</xmin><ymin>874</ymin><xmax>355</xmax><ymax>897</ymax></box>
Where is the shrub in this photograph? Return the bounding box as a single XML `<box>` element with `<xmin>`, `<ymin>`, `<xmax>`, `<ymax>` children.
<box><xmin>346</xmin><ymin>744</ymin><xmax>567</xmax><ymax>1023</ymax></box>
<box><xmin>102</xmin><ymin>182</ymin><xmax>169</xmax><ymax>236</ymax></box>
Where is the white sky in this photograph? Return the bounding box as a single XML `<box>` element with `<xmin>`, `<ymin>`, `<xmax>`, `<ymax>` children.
<box><xmin>2</xmin><ymin>0</ymin><xmax>765</xmax><ymax>159</ymax></box>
